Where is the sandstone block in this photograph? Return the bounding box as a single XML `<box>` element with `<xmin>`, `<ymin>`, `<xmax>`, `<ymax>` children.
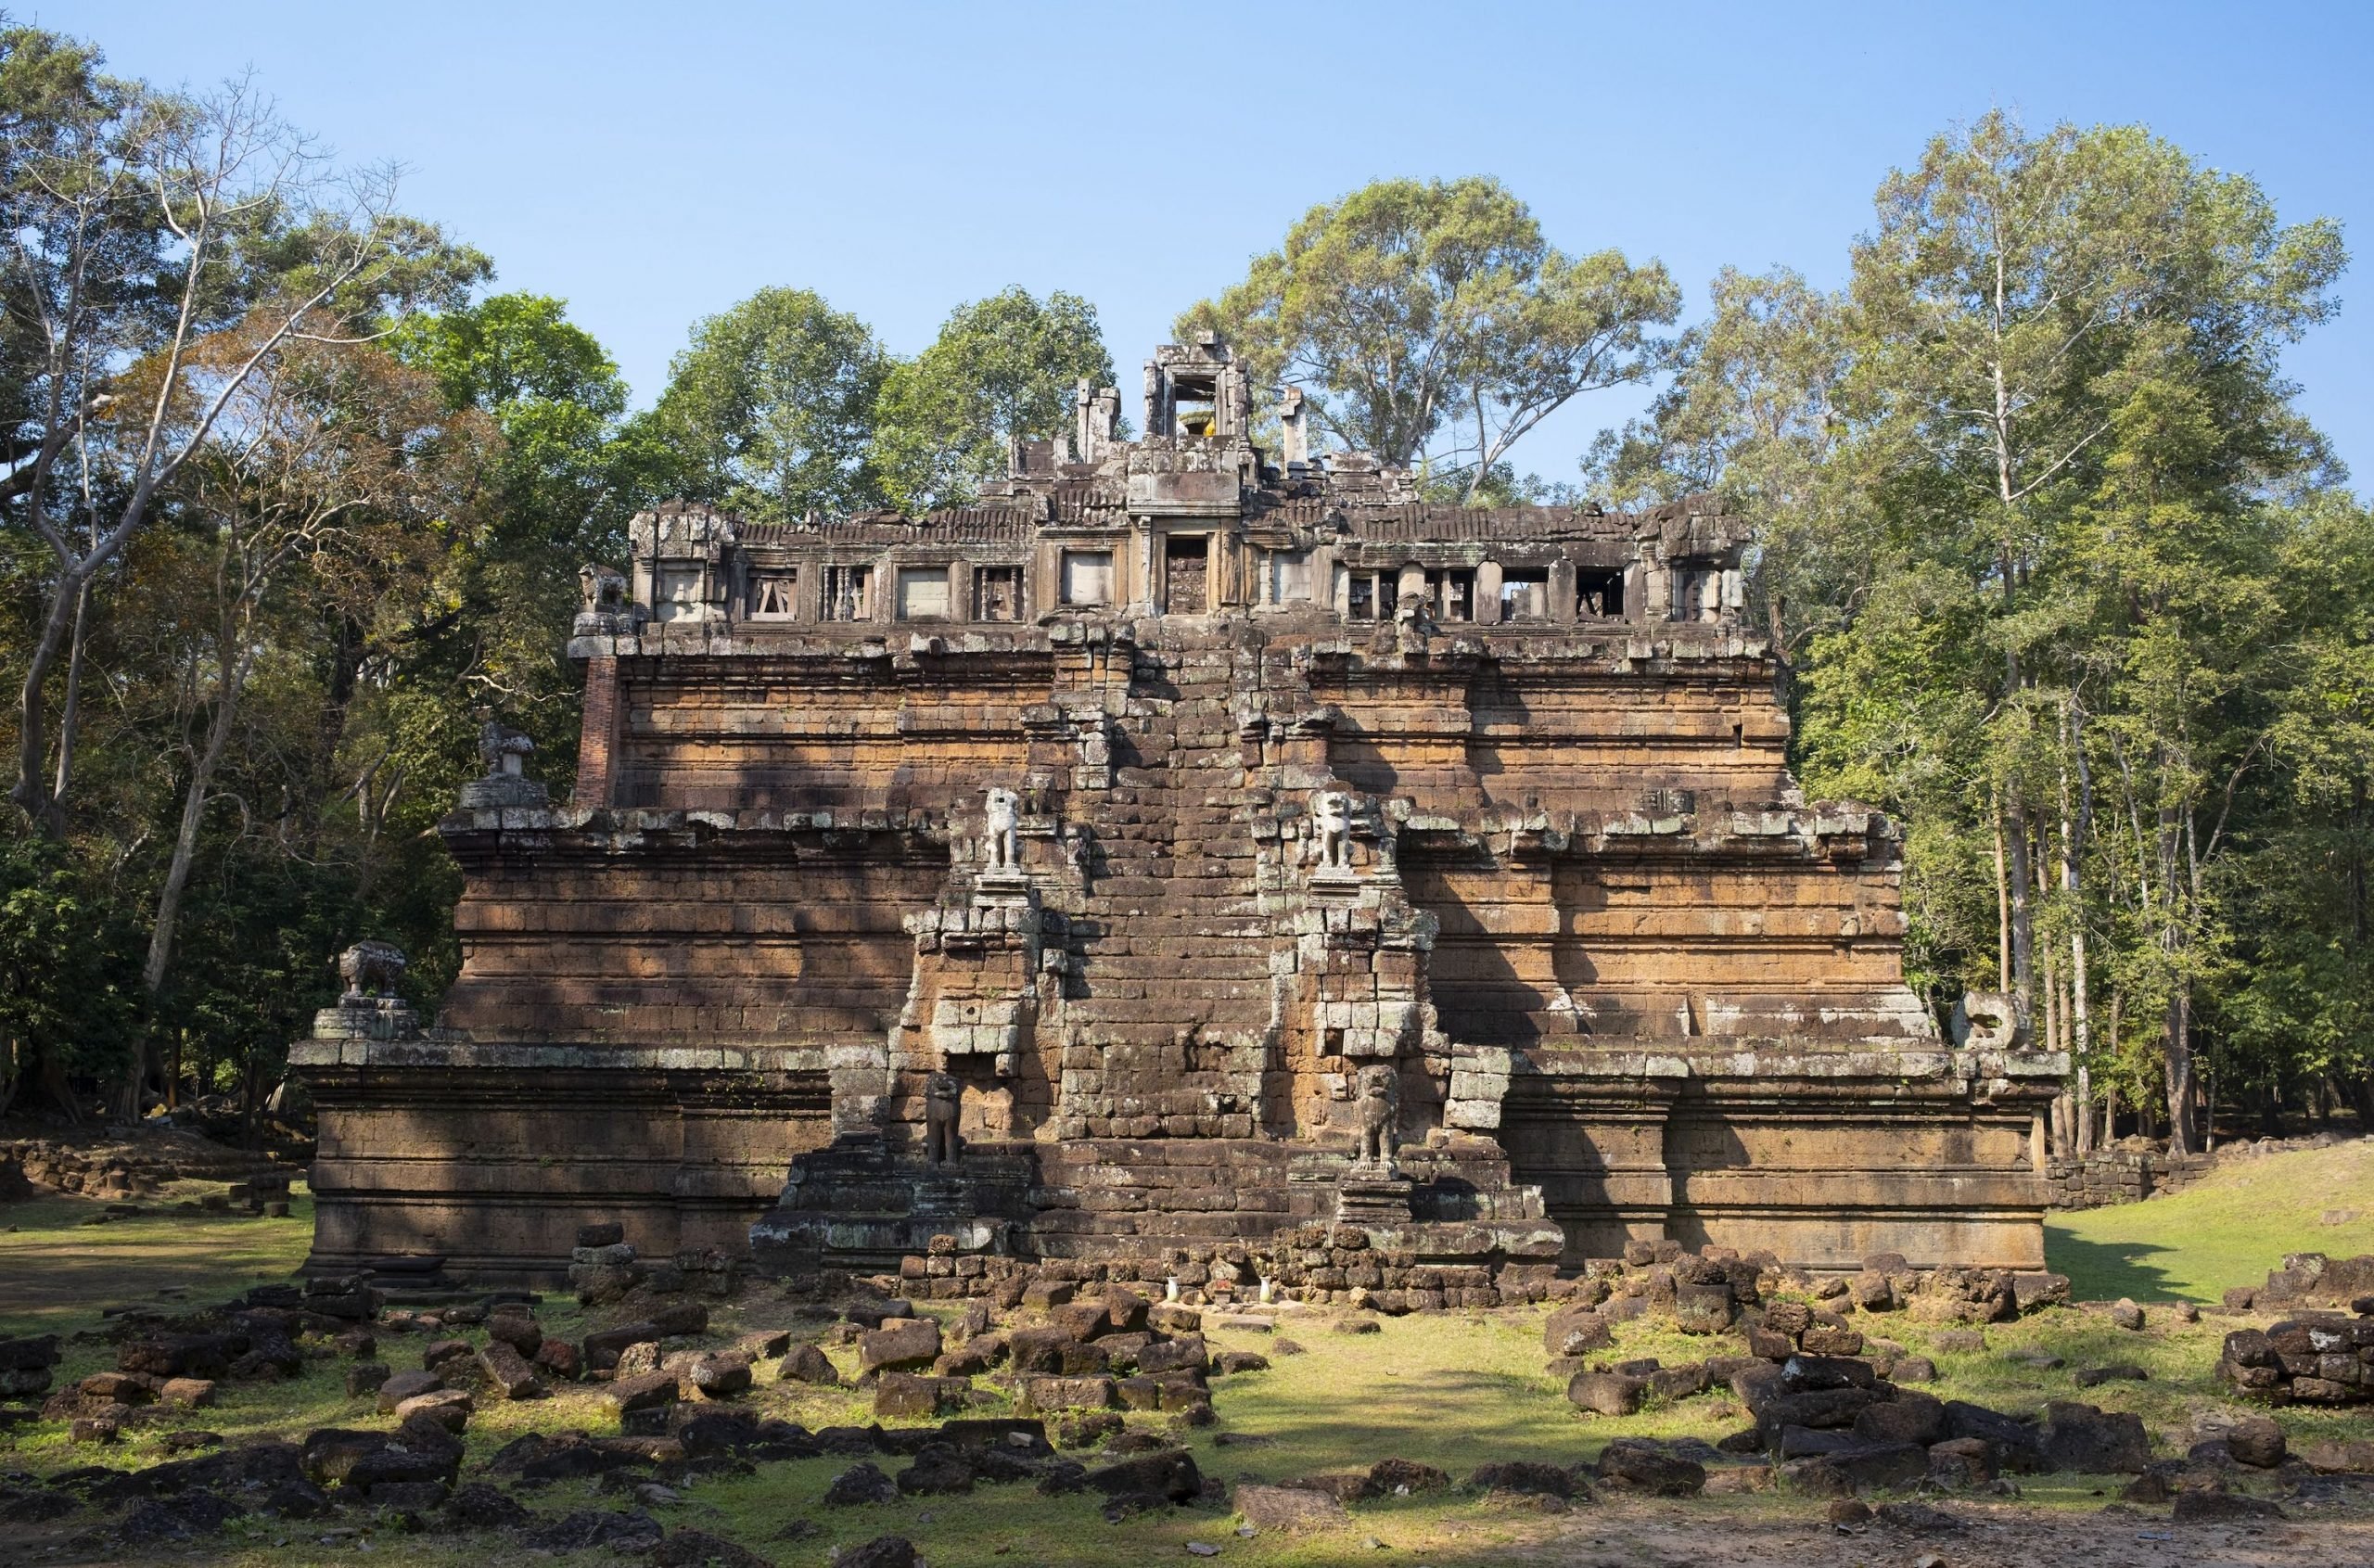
<box><xmin>874</xmin><ymin>1372</ymin><xmax>967</xmax><ymax>1420</ymax></box>
<box><xmin>686</xmin><ymin>1353</ymin><xmax>753</xmax><ymax>1399</ymax></box>
<box><xmin>2040</xmin><ymin>1401</ymin><xmax>2150</xmax><ymax>1473</ymax></box>
<box><xmin>1017</xmin><ymin>1374</ymin><xmax>1116</xmax><ymax>1414</ymax></box>
<box><xmin>859</xmin><ymin>1319</ymin><xmax>942</xmax><ymax>1373</ymax></box>
<box><xmin>533</xmin><ymin>1339</ymin><xmax>582</xmax><ymax>1381</ymax></box>
<box><xmin>1595</xmin><ymin>1442</ymin><xmax>1705</xmax><ymax>1495</ymax></box>
<box><xmin>606</xmin><ymin>1370</ymin><xmax>679</xmax><ymax>1415</ymax></box>
<box><xmin>394</xmin><ymin>1388</ymin><xmax>473</xmax><ymax>1433</ymax></box>
<box><xmin>1544</xmin><ymin>1305</ymin><xmax>1611</xmax><ymax>1357</ymax></box>
<box><xmin>159</xmin><ymin>1377</ymin><xmax>215</xmax><ymax>1409</ymax></box>
<box><xmin>477</xmin><ymin>1341</ymin><xmax>543</xmax><ymax>1400</ymax></box>
<box><xmin>1234</xmin><ymin>1483</ymin><xmax>1348</xmax><ymax>1530</ymax></box>
<box><xmin>376</xmin><ymin>1370</ymin><xmax>441</xmax><ymax>1412</ymax></box>
<box><xmin>782</xmin><ymin>1344</ymin><xmax>840</xmax><ymax>1385</ymax></box>
<box><xmin>584</xmin><ymin>1321</ymin><xmax>664</xmax><ymax>1370</ymax></box>
<box><xmin>1566</xmin><ymin>1370</ymin><xmax>1648</xmax><ymax>1417</ymax></box>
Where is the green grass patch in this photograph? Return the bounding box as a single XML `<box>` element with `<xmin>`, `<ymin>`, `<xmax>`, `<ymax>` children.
<box><xmin>2046</xmin><ymin>1138</ymin><xmax>2374</xmax><ymax>1301</ymax></box>
<box><xmin>0</xmin><ymin>1185</ymin><xmax>319</xmax><ymax>1340</ymax></box>
<box><xmin>6</xmin><ymin>1160</ymin><xmax>2372</xmax><ymax>1563</ymax></box>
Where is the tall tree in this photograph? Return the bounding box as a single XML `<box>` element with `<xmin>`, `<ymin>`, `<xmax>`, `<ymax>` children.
<box><xmin>1179</xmin><ymin>175</ymin><xmax>1678</xmax><ymax>497</ymax></box>
<box><xmin>869</xmin><ymin>287</ymin><xmax>1114</xmax><ymax>513</ymax></box>
<box><xmin>1602</xmin><ymin>113</ymin><xmax>2345</xmax><ymax>1149</ymax></box>
<box><xmin>639</xmin><ymin>286</ymin><xmax>887</xmax><ymax>522</ymax></box>
<box><xmin>1588</xmin><ymin>265</ymin><xmax>1854</xmax><ymax>657</ymax></box>
<box><xmin>122</xmin><ymin>325</ymin><xmax>492</xmax><ymax>1114</ymax></box>
<box><xmin>383</xmin><ymin>292</ymin><xmax>643</xmax><ymax>807</ymax></box>
<box><xmin>0</xmin><ymin>28</ymin><xmax>466</xmax><ymax>834</ymax></box>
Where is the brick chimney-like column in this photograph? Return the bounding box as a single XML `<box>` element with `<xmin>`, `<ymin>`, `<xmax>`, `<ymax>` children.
<box><xmin>572</xmin><ymin>656</ymin><xmax>622</xmax><ymax>809</ymax></box>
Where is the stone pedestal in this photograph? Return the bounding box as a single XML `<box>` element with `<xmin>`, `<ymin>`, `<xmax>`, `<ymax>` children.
<box><xmin>748</xmin><ymin>1134</ymin><xmax>1036</xmax><ymax>1273</ymax></box>
<box><xmin>1336</xmin><ymin>1170</ymin><xmax>1414</xmax><ymax>1223</ymax></box>
<box><xmin>310</xmin><ymin>1000</ymin><xmax>422</xmax><ymax>1043</ymax></box>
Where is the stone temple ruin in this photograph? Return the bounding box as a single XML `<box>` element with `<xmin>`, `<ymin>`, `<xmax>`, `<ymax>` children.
<box><xmin>292</xmin><ymin>336</ymin><xmax>2065</xmax><ymax>1288</ymax></box>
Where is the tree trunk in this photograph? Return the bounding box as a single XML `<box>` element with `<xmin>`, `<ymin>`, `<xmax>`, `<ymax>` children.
<box><xmin>2064</xmin><ymin>700</ymin><xmax>2094</xmax><ymax>1153</ymax></box>
<box><xmin>129</xmin><ymin>645</ymin><xmax>249</xmax><ymax>1116</ymax></box>
<box><xmin>9</xmin><ymin>572</ymin><xmax>85</xmax><ymax>836</ymax></box>
<box><xmin>2164</xmin><ymin>985</ymin><xmax>2196</xmax><ymax>1154</ymax></box>
<box><xmin>2348</xmin><ymin>1073</ymin><xmax>2374</xmax><ymax>1131</ymax></box>
<box><xmin>2005</xmin><ymin>789</ymin><xmax>2036</xmax><ymax>1022</ymax></box>
<box><xmin>2076</xmin><ymin>1062</ymin><xmax>2093</xmax><ymax>1156</ymax></box>
<box><xmin>51</xmin><ymin>579</ymin><xmax>91</xmax><ymax>805</ymax></box>
<box><xmin>1992</xmin><ymin>796</ymin><xmax>2012</xmax><ymax>991</ymax></box>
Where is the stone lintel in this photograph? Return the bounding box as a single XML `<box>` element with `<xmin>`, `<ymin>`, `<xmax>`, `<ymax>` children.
<box><xmin>289</xmin><ymin>1039</ymin><xmax>831</xmax><ymax>1074</ymax></box>
<box><xmin>1520</xmin><ymin>1046</ymin><xmax>2067</xmax><ymax>1082</ymax></box>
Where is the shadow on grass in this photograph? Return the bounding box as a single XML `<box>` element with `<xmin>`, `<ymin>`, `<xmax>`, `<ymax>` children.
<box><xmin>0</xmin><ymin>1193</ymin><xmax>313</xmax><ymax>1337</ymax></box>
<box><xmin>2044</xmin><ymin>1224</ymin><xmax>2185</xmax><ymax>1302</ymax></box>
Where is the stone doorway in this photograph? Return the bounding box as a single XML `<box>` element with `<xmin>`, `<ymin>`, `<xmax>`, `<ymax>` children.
<box><xmin>1165</xmin><ymin>535</ymin><xmax>1208</xmax><ymax>614</ymax></box>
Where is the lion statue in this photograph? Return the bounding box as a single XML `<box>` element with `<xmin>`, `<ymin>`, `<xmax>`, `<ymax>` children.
<box><xmin>924</xmin><ymin>1071</ymin><xmax>963</xmax><ymax>1166</ymax></box>
<box><xmin>1352</xmin><ymin>1064</ymin><xmax>1398</xmax><ymax>1170</ymax></box>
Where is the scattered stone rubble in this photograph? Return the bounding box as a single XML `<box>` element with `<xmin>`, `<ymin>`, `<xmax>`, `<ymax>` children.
<box><xmin>0</xmin><ymin>1133</ymin><xmax>291</xmax><ymax>1205</ymax></box>
<box><xmin>2044</xmin><ymin>1130</ymin><xmax>2360</xmax><ymax>1212</ymax></box>
<box><xmin>9</xmin><ymin>1229</ymin><xmax>2374</xmax><ymax>1557</ymax></box>
<box><xmin>2217</xmin><ymin>1284</ymin><xmax>2374</xmax><ymax>1407</ymax></box>
<box><xmin>2221</xmin><ymin>1251</ymin><xmax>2374</xmax><ymax>1314</ymax></box>
<box><xmin>844</xmin><ymin>1221</ymin><xmax>1552</xmax><ymax>1312</ymax></box>
<box><xmin>568</xmin><ymin>1223</ymin><xmax>752</xmax><ymax>1307</ymax></box>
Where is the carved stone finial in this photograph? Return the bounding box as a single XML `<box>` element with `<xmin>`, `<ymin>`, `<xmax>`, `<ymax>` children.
<box><xmin>580</xmin><ymin>562</ymin><xmax>629</xmax><ymax>615</ymax></box>
<box><xmin>479</xmin><ymin>721</ymin><xmax>534</xmax><ymax>779</ymax></box>
<box><xmin>457</xmin><ymin>721</ymin><xmax>549</xmax><ymax>810</ymax></box>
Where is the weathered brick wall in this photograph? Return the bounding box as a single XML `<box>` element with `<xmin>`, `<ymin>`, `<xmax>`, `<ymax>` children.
<box><xmin>307</xmin><ymin>468</ymin><xmax>2064</xmax><ymax>1279</ymax></box>
<box><xmin>439</xmin><ymin>830</ymin><xmax>943</xmax><ymax>1048</ymax></box>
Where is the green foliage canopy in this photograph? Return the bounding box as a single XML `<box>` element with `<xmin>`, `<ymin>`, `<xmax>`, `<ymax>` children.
<box><xmin>1180</xmin><ymin>175</ymin><xmax>1679</xmax><ymax>499</ymax></box>
<box><xmin>870</xmin><ymin>287</ymin><xmax>1115</xmax><ymax>513</ymax></box>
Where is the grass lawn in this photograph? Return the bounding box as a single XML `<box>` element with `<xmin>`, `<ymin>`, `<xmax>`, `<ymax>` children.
<box><xmin>2045</xmin><ymin>1137</ymin><xmax>2374</xmax><ymax>1302</ymax></box>
<box><xmin>1</xmin><ymin>1146</ymin><xmax>2370</xmax><ymax>1564</ymax></box>
<box><xmin>0</xmin><ymin>1185</ymin><xmax>320</xmax><ymax>1340</ymax></box>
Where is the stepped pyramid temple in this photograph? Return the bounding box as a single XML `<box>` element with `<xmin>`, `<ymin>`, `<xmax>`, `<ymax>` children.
<box><xmin>293</xmin><ymin>336</ymin><xmax>2064</xmax><ymax>1289</ymax></box>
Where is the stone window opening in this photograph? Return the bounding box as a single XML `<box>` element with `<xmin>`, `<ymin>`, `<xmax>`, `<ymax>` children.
<box><xmin>1577</xmin><ymin>569</ymin><xmax>1626</xmax><ymax>618</ymax></box>
<box><xmin>1061</xmin><ymin>549</ymin><xmax>1114</xmax><ymax>607</ymax></box>
<box><xmin>1171</xmin><ymin>373</ymin><xmax>1219</xmax><ymax>438</ymax></box>
<box><xmin>1427</xmin><ymin>567</ymin><xmax>1475</xmax><ymax>622</ymax></box>
<box><xmin>973</xmin><ymin>566</ymin><xmax>1023</xmax><ymax>622</ymax></box>
<box><xmin>1674</xmin><ymin>567</ymin><xmax>1722</xmax><ymax>622</ymax></box>
<box><xmin>1164</xmin><ymin>534</ymin><xmax>1208</xmax><ymax>615</ymax></box>
<box><xmin>823</xmin><ymin>564</ymin><xmax>872</xmax><ymax>621</ymax></box>
<box><xmin>1500</xmin><ymin>569</ymin><xmax>1550</xmax><ymax>621</ymax></box>
<box><xmin>1337</xmin><ymin>566</ymin><xmax>1398</xmax><ymax>621</ymax></box>
<box><xmin>747</xmin><ymin>570</ymin><xmax>798</xmax><ymax>618</ymax></box>
<box><xmin>896</xmin><ymin>566</ymin><xmax>951</xmax><ymax>621</ymax></box>
<box><xmin>1267</xmin><ymin>550</ymin><xmax>1312</xmax><ymax>606</ymax></box>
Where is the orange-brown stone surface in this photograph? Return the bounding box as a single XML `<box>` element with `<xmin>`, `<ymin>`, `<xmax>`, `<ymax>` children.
<box><xmin>295</xmin><ymin>338</ymin><xmax>2061</xmax><ymax>1283</ymax></box>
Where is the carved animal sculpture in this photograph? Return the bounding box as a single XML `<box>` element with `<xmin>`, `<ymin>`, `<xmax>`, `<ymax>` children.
<box><xmin>580</xmin><ymin>562</ymin><xmax>630</xmax><ymax>613</ymax></box>
<box><xmin>338</xmin><ymin>940</ymin><xmax>407</xmax><ymax>1003</ymax></box>
<box><xmin>1959</xmin><ymin>990</ymin><xmax>2023</xmax><ymax>1051</ymax></box>
<box><xmin>1353</xmin><ymin>1064</ymin><xmax>1398</xmax><ymax>1169</ymax></box>
<box><xmin>479</xmin><ymin>721</ymin><xmax>535</xmax><ymax>777</ymax></box>
<box><xmin>983</xmin><ymin>788</ymin><xmax>1020</xmax><ymax>872</ymax></box>
<box><xmin>925</xmin><ymin>1072</ymin><xmax>963</xmax><ymax>1166</ymax></box>
<box><xmin>1313</xmin><ymin>790</ymin><xmax>1352</xmax><ymax>870</ymax></box>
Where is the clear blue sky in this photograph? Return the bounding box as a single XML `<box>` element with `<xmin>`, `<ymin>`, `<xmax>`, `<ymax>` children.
<box><xmin>62</xmin><ymin>0</ymin><xmax>2374</xmax><ymax>483</ymax></box>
